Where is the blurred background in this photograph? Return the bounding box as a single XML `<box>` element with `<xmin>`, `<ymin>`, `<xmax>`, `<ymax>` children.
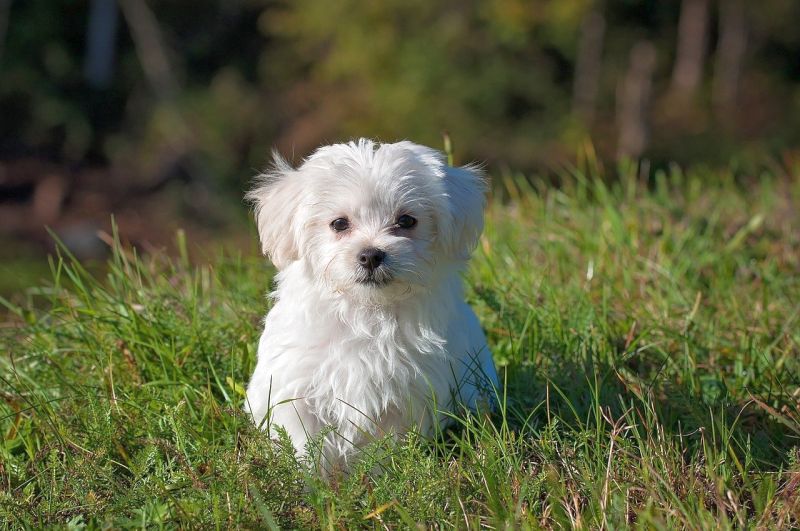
<box><xmin>1</xmin><ymin>0</ymin><xmax>799</xmax><ymax>292</ymax></box>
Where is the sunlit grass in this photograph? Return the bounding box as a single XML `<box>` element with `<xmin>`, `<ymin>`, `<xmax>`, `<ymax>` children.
<box><xmin>2</xmin><ymin>162</ymin><xmax>799</xmax><ymax>528</ymax></box>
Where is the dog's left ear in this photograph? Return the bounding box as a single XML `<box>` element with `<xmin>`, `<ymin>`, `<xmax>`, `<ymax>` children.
<box><xmin>439</xmin><ymin>163</ymin><xmax>486</xmax><ymax>259</ymax></box>
<box><xmin>396</xmin><ymin>141</ymin><xmax>486</xmax><ymax>259</ymax></box>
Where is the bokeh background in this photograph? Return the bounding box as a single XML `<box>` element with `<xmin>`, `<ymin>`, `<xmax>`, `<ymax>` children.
<box><xmin>2</xmin><ymin>0</ymin><xmax>799</xmax><ymax>292</ymax></box>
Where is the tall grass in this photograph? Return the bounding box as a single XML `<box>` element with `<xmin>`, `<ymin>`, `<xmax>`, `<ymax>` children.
<box><xmin>2</xmin><ymin>161</ymin><xmax>799</xmax><ymax>528</ymax></box>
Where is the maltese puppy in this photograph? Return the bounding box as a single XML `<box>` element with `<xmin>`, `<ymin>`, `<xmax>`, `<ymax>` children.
<box><xmin>244</xmin><ymin>139</ymin><xmax>497</xmax><ymax>470</ymax></box>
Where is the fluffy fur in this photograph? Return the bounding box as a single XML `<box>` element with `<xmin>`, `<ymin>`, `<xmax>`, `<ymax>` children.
<box><xmin>244</xmin><ymin>139</ymin><xmax>497</xmax><ymax>470</ymax></box>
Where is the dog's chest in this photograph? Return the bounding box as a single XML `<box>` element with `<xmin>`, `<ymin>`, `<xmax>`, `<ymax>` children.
<box><xmin>304</xmin><ymin>314</ymin><xmax>452</xmax><ymax>426</ymax></box>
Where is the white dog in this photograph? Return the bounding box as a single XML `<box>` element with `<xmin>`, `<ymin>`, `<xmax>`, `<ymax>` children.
<box><xmin>244</xmin><ymin>139</ymin><xmax>497</xmax><ymax>470</ymax></box>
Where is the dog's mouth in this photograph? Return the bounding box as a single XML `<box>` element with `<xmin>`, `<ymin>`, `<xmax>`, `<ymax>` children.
<box><xmin>355</xmin><ymin>269</ymin><xmax>393</xmax><ymax>287</ymax></box>
<box><xmin>357</xmin><ymin>278</ymin><xmax>390</xmax><ymax>287</ymax></box>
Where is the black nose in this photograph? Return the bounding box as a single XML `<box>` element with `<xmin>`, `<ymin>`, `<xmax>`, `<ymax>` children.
<box><xmin>357</xmin><ymin>248</ymin><xmax>386</xmax><ymax>271</ymax></box>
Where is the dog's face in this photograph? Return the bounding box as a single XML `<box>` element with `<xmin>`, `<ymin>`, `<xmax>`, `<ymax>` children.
<box><xmin>247</xmin><ymin>139</ymin><xmax>485</xmax><ymax>304</ymax></box>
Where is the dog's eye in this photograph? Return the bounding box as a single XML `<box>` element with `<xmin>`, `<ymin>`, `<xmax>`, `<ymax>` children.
<box><xmin>396</xmin><ymin>214</ymin><xmax>417</xmax><ymax>229</ymax></box>
<box><xmin>330</xmin><ymin>218</ymin><xmax>350</xmax><ymax>232</ymax></box>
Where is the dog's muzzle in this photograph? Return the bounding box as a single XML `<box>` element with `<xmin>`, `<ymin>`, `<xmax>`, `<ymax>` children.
<box><xmin>356</xmin><ymin>248</ymin><xmax>392</xmax><ymax>286</ymax></box>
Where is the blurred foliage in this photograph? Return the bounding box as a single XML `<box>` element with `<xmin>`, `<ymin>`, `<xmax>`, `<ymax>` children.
<box><xmin>2</xmin><ymin>0</ymin><xmax>800</xmax><ymax>186</ymax></box>
<box><xmin>263</xmin><ymin>0</ymin><xmax>580</xmax><ymax>166</ymax></box>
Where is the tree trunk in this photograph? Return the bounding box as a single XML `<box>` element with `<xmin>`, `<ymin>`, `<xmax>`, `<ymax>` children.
<box><xmin>84</xmin><ymin>0</ymin><xmax>120</xmax><ymax>89</ymax></box>
<box><xmin>0</xmin><ymin>0</ymin><xmax>11</xmax><ymax>63</ymax></box>
<box><xmin>118</xmin><ymin>0</ymin><xmax>213</xmax><ymax>186</ymax></box>
<box><xmin>572</xmin><ymin>10</ymin><xmax>606</xmax><ymax>125</ymax></box>
<box><xmin>670</xmin><ymin>0</ymin><xmax>710</xmax><ymax>98</ymax></box>
<box><xmin>118</xmin><ymin>0</ymin><xmax>178</xmax><ymax>99</ymax></box>
<box><xmin>617</xmin><ymin>41</ymin><xmax>657</xmax><ymax>160</ymax></box>
<box><xmin>713</xmin><ymin>0</ymin><xmax>747</xmax><ymax>123</ymax></box>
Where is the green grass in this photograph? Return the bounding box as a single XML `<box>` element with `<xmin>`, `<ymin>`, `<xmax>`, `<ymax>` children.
<box><xmin>2</xmin><ymin>161</ymin><xmax>799</xmax><ymax>528</ymax></box>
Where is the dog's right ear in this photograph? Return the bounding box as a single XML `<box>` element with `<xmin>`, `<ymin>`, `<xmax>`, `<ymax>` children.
<box><xmin>246</xmin><ymin>152</ymin><xmax>305</xmax><ymax>269</ymax></box>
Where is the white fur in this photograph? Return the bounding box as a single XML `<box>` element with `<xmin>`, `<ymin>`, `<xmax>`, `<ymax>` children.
<box><xmin>244</xmin><ymin>139</ymin><xmax>497</xmax><ymax>470</ymax></box>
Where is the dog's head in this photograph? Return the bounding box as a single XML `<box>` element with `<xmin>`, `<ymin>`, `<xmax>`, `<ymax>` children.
<box><xmin>247</xmin><ymin>139</ymin><xmax>485</xmax><ymax>303</ymax></box>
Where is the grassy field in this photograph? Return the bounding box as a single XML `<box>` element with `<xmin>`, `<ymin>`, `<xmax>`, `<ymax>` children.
<box><xmin>2</xmin><ymin>161</ymin><xmax>799</xmax><ymax>528</ymax></box>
